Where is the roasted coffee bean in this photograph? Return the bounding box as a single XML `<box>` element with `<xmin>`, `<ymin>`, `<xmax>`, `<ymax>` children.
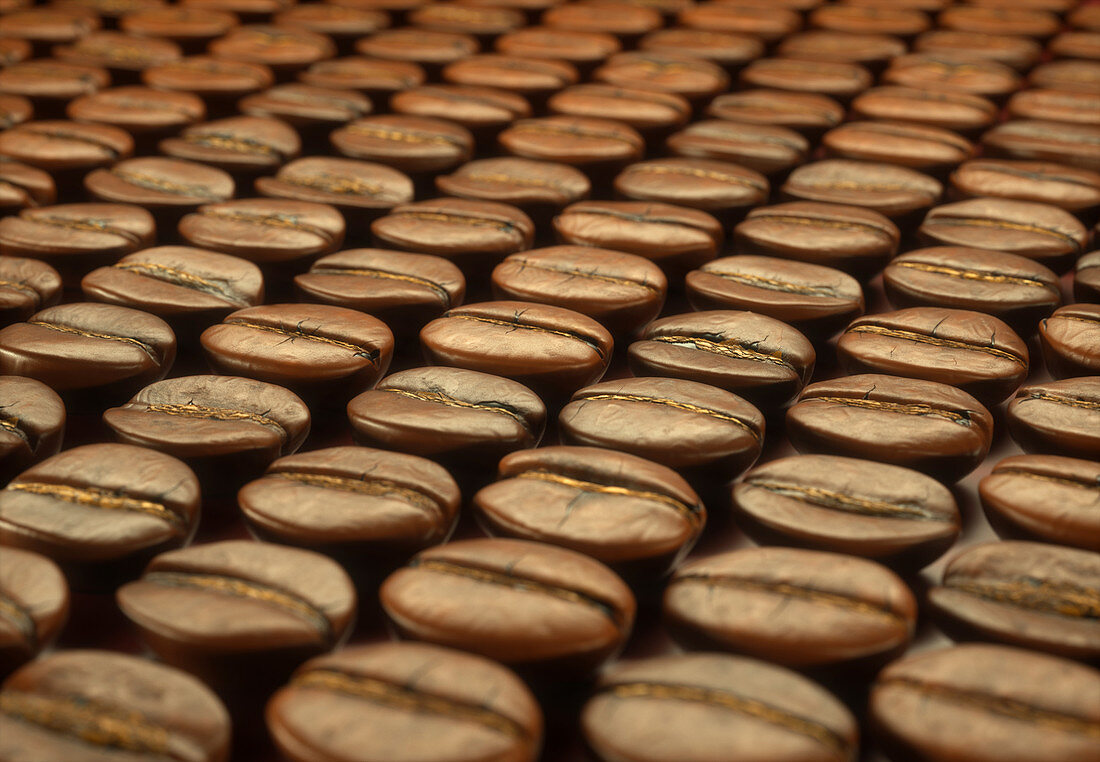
<box><xmin>782</xmin><ymin>159</ymin><xmax>943</xmax><ymax>223</ymax></box>
<box><xmin>347</xmin><ymin>366</ymin><xmax>546</xmax><ymax>466</ymax></box>
<box><xmin>299</xmin><ymin>56</ymin><xmax>427</xmax><ymax>103</ymax></box>
<box><xmin>553</xmin><ymin>200</ymin><xmax>723</xmax><ymax>275</ymax></box>
<box><xmin>810</xmin><ymin>3</ymin><xmax>929</xmax><ymax>37</ymax></box>
<box><xmin>390</xmin><ymin>85</ymin><xmax>531</xmax><ymax>136</ymax></box>
<box><xmin>547</xmin><ymin>84</ymin><xmax>690</xmax><ymax>137</ymax></box>
<box><xmin>0</xmin><ymin>160</ymin><xmax>54</xmax><ymax>212</ymax></box>
<box><xmin>950</xmin><ymin>159</ymin><xmax>1100</xmax><ymax>215</ymax></box>
<box><xmin>980</xmin><ymin>454</ymin><xmax>1100</xmax><ymax>552</ymax></box>
<box><xmin>420</xmin><ymin>300</ymin><xmax>612</xmax><ymax>398</ymax></box>
<box><xmin>837</xmin><ymin>307</ymin><xmax>1029</xmax><ymax>404</ymax></box>
<box><xmin>982</xmin><ymin>120</ymin><xmax>1100</xmax><ymax>173</ymax></box>
<box><xmin>0</xmin><ymin>38</ymin><xmax>31</xmax><ymax>66</ymax></box>
<box><xmin>239</xmin><ymin>446</ymin><xmax>460</xmax><ymax>571</ymax></box>
<box><xmin>918</xmin><ymin>198</ymin><xmax>1088</xmax><ymax>270</ymax></box>
<box><xmin>883</xmin><ymin>247</ymin><xmax>1062</xmax><ymax>334</ymax></box>
<box><xmin>638</xmin><ymin>28</ymin><xmax>764</xmax><ymax>70</ymax></box>
<box><xmin>543</xmin><ymin>3</ymin><xmax>662</xmax><ymax>38</ymax></box>
<box><xmin>739</xmin><ymin>58</ymin><xmax>872</xmax><ymax>102</ymax></box>
<box><xmin>734</xmin><ymin>201</ymin><xmax>900</xmax><ymax>277</ymax></box>
<box><xmin>355</xmin><ymin>29</ymin><xmax>479</xmax><ymax>71</ymax></box>
<box><xmin>497</xmin><ymin>26</ymin><xmax>621</xmax><ymax>68</ymax></box>
<box><xmin>787</xmin><ymin>373</ymin><xmax>994</xmax><ymax>482</ymax></box>
<box><xmin>0</xmin><ymin>202</ymin><xmax>155</xmax><ymax>278</ymax></box>
<box><xmin>0</xmin><ymin>650</ymin><xmax>230</xmax><ymax>762</ymax></box>
<box><xmin>1073</xmin><ymin>4</ymin><xmax>1100</xmax><ymax>30</ymax></box>
<box><xmin>410</xmin><ymin>4</ymin><xmax>524</xmax><ymax>37</ymax></box>
<box><xmin>667</xmin><ymin>120</ymin><xmax>810</xmax><ymax>177</ymax></box>
<box><xmin>436</xmin><ymin>157</ymin><xmax>590</xmax><ymax>216</ymax></box>
<box><xmin>331</xmin><ymin>115</ymin><xmax>474</xmax><ymax>174</ymax></box>
<box><xmin>0</xmin><ymin>302</ymin><xmax>175</xmax><ymax>402</ymax></box>
<box><xmin>371</xmin><ymin>198</ymin><xmax>534</xmax><ymax>276</ymax></box>
<box><xmin>0</xmin><ymin>9</ymin><xmax>100</xmax><ymax>53</ymax></box>
<box><xmin>592</xmin><ymin>52</ymin><xmax>730</xmax><ymax>104</ymax></box>
<box><xmin>490</xmin><ymin>245</ymin><xmax>666</xmax><ymax>336</ymax></box>
<box><xmin>1050</xmin><ymin>30</ymin><xmax>1100</xmax><ymax>60</ymax></box>
<box><xmin>929</xmin><ymin>541</ymin><xmax>1100</xmax><ymax>660</ymax></box>
<box><xmin>273</xmin><ymin>4</ymin><xmax>389</xmax><ymax>51</ymax></box>
<box><xmin>104</xmin><ymin>375</ymin><xmax>311</xmax><ymax>487</ymax></box>
<box><xmin>678</xmin><ymin>4</ymin><xmax>801</xmax><ymax>43</ymax></box>
<box><xmin>181</xmin><ymin>0</ymin><xmax>290</xmax><ymax>19</ymax></box>
<box><xmin>914</xmin><ymin>30</ymin><xmax>1041</xmax><ymax>71</ymax></box>
<box><xmin>84</xmin><ymin>157</ymin><xmax>234</xmax><ymax>212</ymax></box>
<box><xmin>117</xmin><ymin>540</ymin><xmax>356</xmax><ymax>688</ymax></box>
<box><xmin>613</xmin><ymin>158</ymin><xmax>768</xmax><ymax>217</ymax></box>
<box><xmin>179</xmin><ymin>198</ymin><xmax>346</xmax><ymax>264</ymax></box>
<box><xmin>120</xmin><ymin>7</ymin><xmax>239</xmax><ymax>53</ymax></box>
<box><xmin>850</xmin><ymin>86</ymin><xmax>998</xmax><ymax>136</ymax></box>
<box><xmin>1007</xmin><ymin>88</ymin><xmax>1100</xmax><ymax>126</ymax></box>
<box><xmin>0</xmin><ymin>120</ymin><xmax>133</xmax><ymax>174</ymax></box>
<box><xmin>882</xmin><ymin>53</ymin><xmax>1022</xmax><ymax>100</ymax></box>
<box><xmin>142</xmin><ymin>55</ymin><xmax>275</xmax><ymax>102</ymax></box>
<box><xmin>1076</xmin><ymin>250</ymin><xmax>1100</xmax><ymax>303</ymax></box>
<box><xmin>665</xmin><ymin>547</ymin><xmax>917</xmax><ymax>669</ymax></box>
<box><xmin>255</xmin><ymin>157</ymin><xmax>413</xmax><ymax>217</ymax></box>
<box><xmin>560</xmin><ymin>376</ymin><xmax>765</xmax><ymax>479</ymax></box>
<box><xmin>200</xmin><ymin>303</ymin><xmax>394</xmax><ymax>398</ymax></box>
<box><xmin>706</xmin><ymin>89</ymin><xmax>843</xmax><ymax>139</ymax></box>
<box><xmin>869</xmin><ymin>645</ymin><xmax>1100</xmax><ymax>762</ymax></box>
<box><xmin>0</xmin><ymin>443</ymin><xmax>199</xmax><ymax>589</ymax></box>
<box><xmin>822</xmin><ymin>121</ymin><xmax>973</xmax><ymax>174</ymax></box>
<box><xmin>686</xmin><ymin>256</ymin><xmax>864</xmax><ymax>339</ymax></box>
<box><xmin>1007</xmin><ymin>377</ymin><xmax>1100</xmax><ymax>460</ymax></box>
<box><xmin>81</xmin><ymin>245</ymin><xmax>264</xmax><ymax>337</ymax></box>
<box><xmin>295</xmin><ymin>248</ymin><xmax>465</xmax><ymax>334</ymax></box>
<box><xmin>380</xmin><ymin>537</ymin><xmax>635</xmax><ymax>675</ymax></box>
<box><xmin>474</xmin><ymin>445</ymin><xmax>704</xmax><ymax>578</ymax></box>
<box><xmin>734</xmin><ymin>455</ymin><xmax>960</xmax><ymax>568</ymax></box>
<box><xmin>628</xmin><ymin>311</ymin><xmax>815</xmax><ymax>409</ymax></box>
<box><xmin>55</xmin><ymin>0</ymin><xmax>166</xmax><ymax>21</ymax></box>
<box><xmin>208</xmin><ymin>25</ymin><xmax>336</xmax><ymax>76</ymax></box>
<box><xmin>52</xmin><ymin>30</ymin><xmax>182</xmax><ymax>76</ymax></box>
<box><xmin>159</xmin><ymin>115</ymin><xmax>300</xmax><ymax>175</ymax></box>
<box><xmin>238</xmin><ymin>84</ymin><xmax>372</xmax><ymax>130</ymax></box>
<box><xmin>498</xmin><ymin>115</ymin><xmax>644</xmax><ymax>172</ymax></box>
<box><xmin>0</xmin><ymin>547</ymin><xmax>67</xmax><ymax>676</ymax></box>
<box><xmin>443</xmin><ymin>54</ymin><xmax>578</xmax><ymax>99</ymax></box>
<box><xmin>0</xmin><ymin>376</ymin><xmax>64</xmax><ymax>484</ymax></box>
<box><xmin>582</xmin><ymin>653</ymin><xmax>859</xmax><ymax>762</ymax></box>
<box><xmin>0</xmin><ymin>94</ymin><xmax>31</xmax><ymax>130</ymax></box>
<box><xmin>67</xmin><ymin>85</ymin><xmax>205</xmax><ymax>139</ymax></box>
<box><xmin>267</xmin><ymin>642</ymin><xmax>543</xmax><ymax>762</ymax></box>
<box><xmin>779</xmin><ymin>29</ymin><xmax>907</xmax><ymax>70</ymax></box>
<box><xmin>1040</xmin><ymin>304</ymin><xmax>1100</xmax><ymax>378</ymax></box>
<box><xmin>0</xmin><ymin>258</ymin><xmax>61</xmax><ymax>327</ymax></box>
<box><xmin>0</xmin><ymin>61</ymin><xmax>110</xmax><ymax>116</ymax></box>
<box><xmin>940</xmin><ymin>5</ymin><xmax>1061</xmax><ymax>38</ymax></box>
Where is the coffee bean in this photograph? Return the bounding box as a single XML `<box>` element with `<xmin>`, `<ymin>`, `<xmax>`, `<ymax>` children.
<box><xmin>0</xmin><ymin>650</ymin><xmax>230</xmax><ymax>761</ymax></box>
<box><xmin>1072</xmin><ymin>4</ymin><xmax>1100</xmax><ymax>30</ymax></box>
<box><xmin>380</xmin><ymin>537</ymin><xmax>635</xmax><ymax>675</ymax></box>
<box><xmin>200</xmin><ymin>303</ymin><xmax>394</xmax><ymax>398</ymax></box>
<box><xmin>1040</xmin><ymin>304</ymin><xmax>1100</xmax><ymax>378</ymax></box>
<box><xmin>410</xmin><ymin>5</ymin><xmax>525</xmax><ymax>38</ymax></box>
<box><xmin>787</xmin><ymin>373</ymin><xmax>994</xmax><ymax>482</ymax></box>
<box><xmin>84</xmin><ymin>156</ymin><xmax>235</xmax><ymax>211</ymax></box>
<box><xmin>436</xmin><ymin>157</ymin><xmax>590</xmax><ymax>214</ymax></box>
<box><xmin>490</xmin><ymin>245</ymin><xmax>666</xmax><ymax>336</ymax></box>
<box><xmin>1049</xmin><ymin>29</ymin><xmax>1100</xmax><ymax>60</ymax></box>
<box><xmin>347</xmin><ymin>366</ymin><xmax>546</xmax><ymax>465</ymax></box>
<box><xmin>0</xmin><ymin>119</ymin><xmax>133</xmax><ymax>173</ymax></box>
<box><xmin>0</xmin><ymin>257</ymin><xmax>61</xmax><ymax>327</ymax></box>
<box><xmin>780</xmin><ymin>29</ymin><xmax>907</xmax><ymax>71</ymax></box>
<box><xmin>686</xmin><ymin>255</ymin><xmax>865</xmax><ymax>339</ymax></box>
<box><xmin>678</xmin><ymin>4</ymin><xmax>800</xmax><ymax>43</ymax></box>
<box><xmin>811</xmin><ymin>4</ymin><xmax>929</xmax><ymax>37</ymax></box>
<box><xmin>239</xmin><ymin>446</ymin><xmax>461</xmax><ymax>570</ymax></box>
<box><xmin>822</xmin><ymin>121</ymin><xmax>974</xmax><ymax>174</ymax></box>
<box><xmin>67</xmin><ymin>85</ymin><xmax>205</xmax><ymax>138</ymax></box>
<box><xmin>391</xmin><ymin>85</ymin><xmax>532</xmax><ymax>135</ymax></box>
<box><xmin>498</xmin><ymin>115</ymin><xmax>644</xmax><ymax>171</ymax></box>
<box><xmin>497</xmin><ymin>26</ymin><xmax>622</xmax><ymax>68</ymax></box>
<box><xmin>117</xmin><ymin>539</ymin><xmax>357</xmax><ymax>687</ymax></box>
<box><xmin>0</xmin><ymin>302</ymin><xmax>175</xmax><ymax>402</ymax></box>
<box><xmin>0</xmin><ymin>61</ymin><xmax>108</xmax><ymax>117</ymax></box>
<box><xmin>142</xmin><ymin>55</ymin><xmax>274</xmax><ymax>103</ymax></box>
<box><xmin>0</xmin><ymin>442</ymin><xmax>200</xmax><ymax>589</ymax></box>
<box><xmin>639</xmin><ymin>28</ymin><xmax>764</xmax><ymax>69</ymax></box>
<box><xmin>734</xmin><ymin>200</ymin><xmax>900</xmax><ymax>277</ymax></box>
<box><xmin>916</xmin><ymin>29</ymin><xmax>1040</xmax><ymax>72</ymax></box>
<box><xmin>120</xmin><ymin>7</ymin><xmax>238</xmax><ymax>53</ymax></box>
<box><xmin>979</xmin><ymin>454</ymin><xmax>1100</xmax><ymax>552</ymax></box>
<box><xmin>883</xmin><ymin>53</ymin><xmax>1022</xmax><ymax>100</ymax></box>
<box><xmin>0</xmin><ymin>39</ymin><xmax>31</xmax><ymax>67</ymax></box>
<box><xmin>919</xmin><ymin>198</ymin><xmax>1088</xmax><ymax>270</ymax></box>
<box><xmin>421</xmin><ymin>300</ymin><xmax>612</xmax><ymax>398</ymax></box>
<box><xmin>950</xmin><ymin>159</ymin><xmax>1100</xmax><ymax>215</ymax></box>
<box><xmin>159</xmin><ymin>115</ymin><xmax>301</xmax><ymax>175</ymax></box>
<box><xmin>355</xmin><ymin>29</ymin><xmax>480</xmax><ymax>70</ymax></box>
<box><xmin>331</xmin><ymin>115</ymin><xmax>474</xmax><ymax>174</ymax></box>
<box><xmin>443</xmin><ymin>54</ymin><xmax>579</xmax><ymax>98</ymax></box>
<box><xmin>274</xmin><ymin>4</ymin><xmax>388</xmax><ymax>50</ymax></box>
<box><xmin>850</xmin><ymin>86</ymin><xmax>998</xmax><ymax>136</ymax></box>
<box><xmin>548</xmin><ymin>83</ymin><xmax>690</xmax><ymax>137</ymax></box>
<box><xmin>543</xmin><ymin>3</ymin><xmax>662</xmax><ymax>38</ymax></box>
<box><xmin>870</xmin><ymin>645</ymin><xmax>1100</xmax><ymax>762</ymax></box>
<box><xmin>668</xmin><ymin>119</ymin><xmax>810</xmax><ymax>177</ymax></box>
<box><xmin>208</xmin><ymin>25</ymin><xmax>337</xmax><ymax>76</ymax></box>
<box><xmin>740</xmin><ymin>58</ymin><xmax>872</xmax><ymax>102</ymax></box>
<box><xmin>0</xmin><ymin>547</ymin><xmax>67</xmax><ymax>676</ymax></box>
<box><xmin>706</xmin><ymin>89</ymin><xmax>844</xmax><ymax>138</ymax></box>
<box><xmin>1008</xmin><ymin>378</ymin><xmax>1100</xmax><ymax>460</ymax></box>
<box><xmin>0</xmin><ymin>376</ymin><xmax>64</xmax><ymax>485</ymax></box>
<box><xmin>592</xmin><ymin>51</ymin><xmax>730</xmax><ymax>104</ymax></box>
<box><xmin>838</xmin><ymin>306</ymin><xmax>1029</xmax><ymax>404</ymax></box>
<box><xmin>1007</xmin><ymin>88</ymin><xmax>1100</xmax><ymax>126</ymax></box>
<box><xmin>255</xmin><ymin>157</ymin><xmax>414</xmax><ymax>216</ymax></box>
<box><xmin>1075</xmin><ymin>250</ymin><xmax>1100</xmax><ymax>302</ymax></box>
<box><xmin>182</xmin><ymin>0</ymin><xmax>289</xmax><ymax>20</ymax></box>
<box><xmin>103</xmin><ymin>374</ymin><xmax>311</xmax><ymax>484</ymax></box>
<box><xmin>984</xmin><ymin>120</ymin><xmax>1100</xmax><ymax>174</ymax></box>
<box><xmin>267</xmin><ymin>642</ymin><xmax>543</xmax><ymax>762</ymax></box>
<box><xmin>782</xmin><ymin>159</ymin><xmax>943</xmax><ymax>223</ymax></box>
<box><xmin>294</xmin><ymin>248</ymin><xmax>465</xmax><ymax>334</ymax></box>
<box><xmin>665</xmin><ymin>547</ymin><xmax>917</xmax><ymax>668</ymax></box>
<box><xmin>56</xmin><ymin>0</ymin><xmax>165</xmax><ymax>21</ymax></box>
<box><xmin>939</xmin><ymin>5</ymin><xmax>1060</xmax><ymax>38</ymax></box>
<box><xmin>0</xmin><ymin>94</ymin><xmax>31</xmax><ymax>131</ymax></box>
<box><xmin>733</xmin><ymin>454</ymin><xmax>960</xmax><ymax>568</ymax></box>
<box><xmin>582</xmin><ymin>652</ymin><xmax>859</xmax><ymax>762</ymax></box>
<box><xmin>238</xmin><ymin>84</ymin><xmax>373</xmax><ymax>129</ymax></box>
<box><xmin>883</xmin><ymin>246</ymin><xmax>1062</xmax><ymax>334</ymax></box>
<box><xmin>0</xmin><ymin>160</ymin><xmax>55</xmax><ymax>214</ymax></box>
<box><xmin>0</xmin><ymin>9</ymin><xmax>100</xmax><ymax>51</ymax></box>
<box><xmin>179</xmin><ymin>198</ymin><xmax>346</xmax><ymax>264</ymax></box>
<box><xmin>614</xmin><ymin>157</ymin><xmax>768</xmax><ymax>218</ymax></box>
<box><xmin>560</xmin><ymin>376</ymin><xmax>765</xmax><ymax>478</ymax></box>
<box><xmin>52</xmin><ymin>30</ymin><xmax>182</xmax><ymax>76</ymax></box>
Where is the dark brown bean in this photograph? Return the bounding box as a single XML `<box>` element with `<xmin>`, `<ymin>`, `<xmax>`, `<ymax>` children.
<box><xmin>159</xmin><ymin>115</ymin><xmax>301</xmax><ymax>174</ymax></box>
<box><xmin>355</xmin><ymin>28</ymin><xmax>479</xmax><ymax>69</ymax></box>
<box><xmin>121</xmin><ymin>7</ymin><xmax>238</xmax><ymax>53</ymax></box>
<box><xmin>1008</xmin><ymin>377</ymin><xmax>1100</xmax><ymax>460</ymax></box>
<box><xmin>299</xmin><ymin>56</ymin><xmax>426</xmax><ymax>100</ymax></box>
<box><xmin>1076</xmin><ymin>250</ymin><xmax>1100</xmax><ymax>303</ymax></box>
<box><xmin>950</xmin><ymin>159</ymin><xmax>1100</xmax><ymax>215</ymax></box>
<box><xmin>547</xmin><ymin>84</ymin><xmax>690</xmax><ymax>136</ymax></box>
<box><xmin>178</xmin><ymin>198</ymin><xmax>346</xmax><ymax>264</ymax></box>
<box><xmin>254</xmin><ymin>157</ymin><xmax>414</xmax><ymax>215</ymax></box>
<box><xmin>52</xmin><ymin>30</ymin><xmax>182</xmax><ymax>74</ymax></box>
<box><xmin>822</xmin><ymin>121</ymin><xmax>974</xmax><ymax>174</ymax></box>
<box><xmin>84</xmin><ymin>157</ymin><xmax>234</xmax><ymax>210</ymax></box>
<box><xmin>706</xmin><ymin>89</ymin><xmax>844</xmax><ymax>138</ymax></box>
<box><xmin>442</xmin><ymin>54</ymin><xmax>579</xmax><ymax>98</ymax></box>
<box><xmin>614</xmin><ymin>158</ymin><xmax>768</xmax><ymax>216</ymax></box>
<box><xmin>1040</xmin><ymin>304</ymin><xmax>1100</xmax><ymax>378</ymax></box>
<box><xmin>331</xmin><ymin>115</ymin><xmax>474</xmax><ymax>174</ymax></box>
<box><xmin>67</xmin><ymin>85</ymin><xmax>205</xmax><ymax>137</ymax></box>
<box><xmin>0</xmin><ymin>160</ymin><xmax>54</xmax><ymax>212</ymax></box>
<box><xmin>238</xmin><ymin>84</ymin><xmax>372</xmax><ymax>129</ymax></box>
<box><xmin>390</xmin><ymin>84</ymin><xmax>530</xmax><ymax>136</ymax></box>
<box><xmin>0</xmin><ymin>376</ymin><xmax>64</xmax><ymax>484</ymax></box>
<box><xmin>739</xmin><ymin>57</ymin><xmax>872</xmax><ymax>101</ymax></box>
<box><xmin>0</xmin><ymin>257</ymin><xmax>61</xmax><ymax>327</ymax></box>
<box><xmin>436</xmin><ymin>157</ymin><xmax>590</xmax><ymax>213</ymax></box>
<box><xmin>592</xmin><ymin>51</ymin><xmax>730</xmax><ymax>103</ymax></box>
<box><xmin>850</xmin><ymin>86</ymin><xmax>998</xmax><ymax>136</ymax></box>
<box><xmin>498</xmin><ymin>115</ymin><xmax>644</xmax><ymax>171</ymax></box>
<box><xmin>782</xmin><ymin>159</ymin><xmax>943</xmax><ymax>222</ymax></box>
<box><xmin>982</xmin><ymin>120</ymin><xmax>1100</xmax><ymax>173</ymax></box>
<box><xmin>207</xmin><ymin>25</ymin><xmax>336</xmax><ymax>75</ymax></box>
<box><xmin>0</xmin><ymin>547</ymin><xmax>67</xmax><ymax>676</ymax></box>
<box><xmin>141</xmin><ymin>55</ymin><xmax>274</xmax><ymax>101</ymax></box>
<box><xmin>667</xmin><ymin>120</ymin><xmax>810</xmax><ymax>177</ymax></box>
<box><xmin>0</xmin><ymin>120</ymin><xmax>132</xmax><ymax>173</ymax></box>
